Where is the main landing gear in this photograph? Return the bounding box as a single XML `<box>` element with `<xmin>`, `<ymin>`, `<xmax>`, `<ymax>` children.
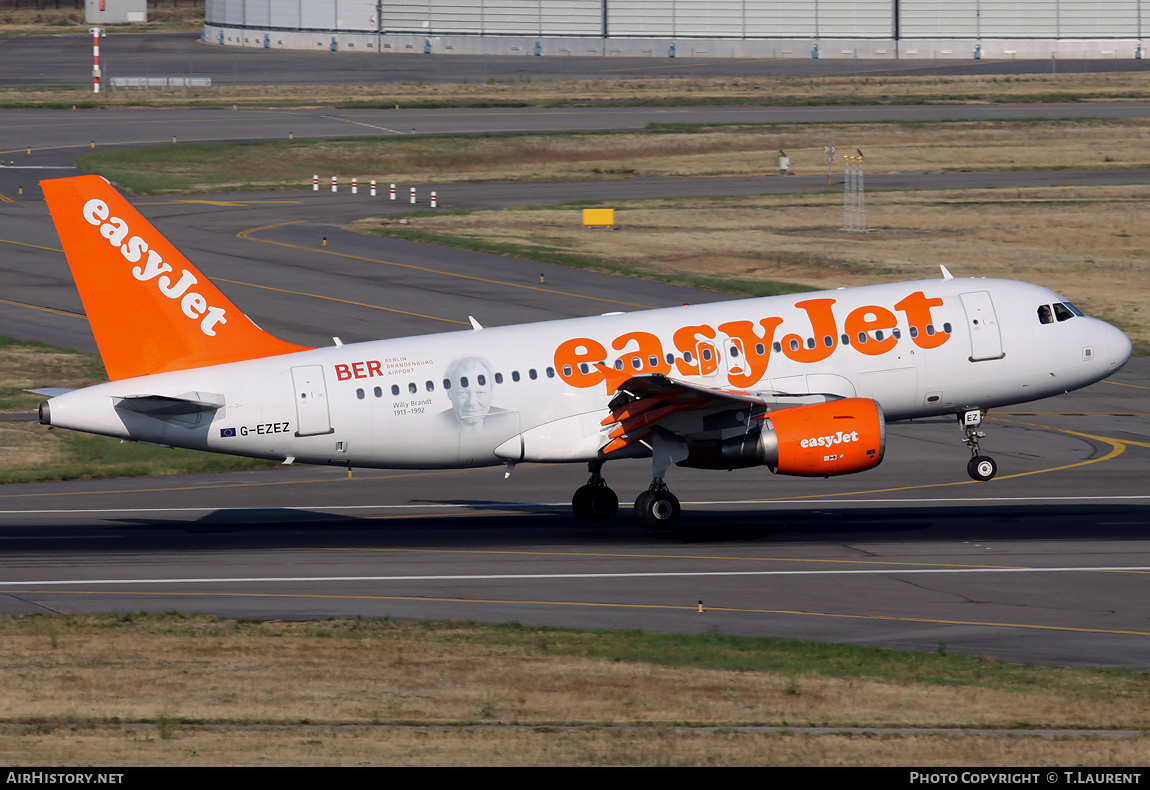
<box><xmin>571</xmin><ymin>462</ymin><xmax>619</xmax><ymax>524</ymax></box>
<box><xmin>571</xmin><ymin>466</ymin><xmax>682</xmax><ymax>529</ymax></box>
<box><xmin>959</xmin><ymin>408</ymin><xmax>997</xmax><ymax>482</ymax></box>
<box><xmin>633</xmin><ymin>480</ymin><xmax>681</xmax><ymax>529</ymax></box>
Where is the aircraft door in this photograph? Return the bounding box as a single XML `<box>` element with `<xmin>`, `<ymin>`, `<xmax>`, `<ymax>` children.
<box><xmin>960</xmin><ymin>291</ymin><xmax>1005</xmax><ymax>361</ymax></box>
<box><xmin>291</xmin><ymin>365</ymin><xmax>333</xmax><ymax>436</ymax></box>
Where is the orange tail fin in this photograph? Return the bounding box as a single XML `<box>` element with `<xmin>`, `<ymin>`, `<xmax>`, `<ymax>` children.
<box><xmin>41</xmin><ymin>175</ymin><xmax>312</xmax><ymax>380</ymax></box>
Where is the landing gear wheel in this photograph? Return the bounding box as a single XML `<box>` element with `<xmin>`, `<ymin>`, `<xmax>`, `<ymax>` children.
<box><xmin>572</xmin><ymin>484</ymin><xmax>619</xmax><ymax>523</ymax></box>
<box><xmin>967</xmin><ymin>455</ymin><xmax>997</xmax><ymax>482</ymax></box>
<box><xmin>636</xmin><ymin>490</ymin><xmax>681</xmax><ymax>530</ymax></box>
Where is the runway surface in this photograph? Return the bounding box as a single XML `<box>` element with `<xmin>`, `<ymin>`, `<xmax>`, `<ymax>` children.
<box><xmin>0</xmin><ymin>53</ymin><xmax>1146</xmax><ymax>668</ymax></box>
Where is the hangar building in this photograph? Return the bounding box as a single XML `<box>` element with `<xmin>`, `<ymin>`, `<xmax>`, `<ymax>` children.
<box><xmin>203</xmin><ymin>1</ymin><xmax>1149</xmax><ymax>59</ymax></box>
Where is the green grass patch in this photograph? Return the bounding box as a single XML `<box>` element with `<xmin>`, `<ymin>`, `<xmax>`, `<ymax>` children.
<box><xmin>8</xmin><ymin>613</ymin><xmax>1144</xmax><ymax>706</ymax></box>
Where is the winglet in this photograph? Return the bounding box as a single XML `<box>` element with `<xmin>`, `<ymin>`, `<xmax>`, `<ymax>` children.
<box><xmin>940</xmin><ymin>265</ymin><xmax>954</xmax><ymax>280</ymax></box>
<box><xmin>41</xmin><ymin>175</ymin><xmax>312</xmax><ymax>380</ymax></box>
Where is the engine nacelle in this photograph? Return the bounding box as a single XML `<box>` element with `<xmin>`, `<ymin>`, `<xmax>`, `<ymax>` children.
<box><xmin>764</xmin><ymin>397</ymin><xmax>885</xmax><ymax>476</ymax></box>
<box><xmin>679</xmin><ymin>398</ymin><xmax>886</xmax><ymax>477</ymax></box>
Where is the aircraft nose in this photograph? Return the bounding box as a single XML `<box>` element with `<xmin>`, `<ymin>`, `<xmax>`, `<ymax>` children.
<box><xmin>1106</xmin><ymin>322</ymin><xmax>1133</xmax><ymax>371</ymax></box>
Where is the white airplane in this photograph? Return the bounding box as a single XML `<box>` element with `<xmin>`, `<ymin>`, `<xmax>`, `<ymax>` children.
<box><xmin>36</xmin><ymin>175</ymin><xmax>1132</xmax><ymax>528</ymax></box>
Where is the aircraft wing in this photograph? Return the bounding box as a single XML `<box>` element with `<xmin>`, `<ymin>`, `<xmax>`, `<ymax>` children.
<box><xmin>599</xmin><ymin>373</ymin><xmax>841</xmax><ymax>455</ymax></box>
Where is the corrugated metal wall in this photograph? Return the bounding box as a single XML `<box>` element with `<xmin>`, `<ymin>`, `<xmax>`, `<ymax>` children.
<box><xmin>205</xmin><ymin>1</ymin><xmax>1147</xmax><ymax>39</ymax></box>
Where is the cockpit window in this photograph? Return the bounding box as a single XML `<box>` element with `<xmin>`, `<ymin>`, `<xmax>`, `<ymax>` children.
<box><xmin>1062</xmin><ymin>301</ymin><xmax>1085</xmax><ymax>317</ymax></box>
<box><xmin>1037</xmin><ymin>305</ymin><xmax>1053</xmax><ymax>325</ymax></box>
<box><xmin>1053</xmin><ymin>303</ymin><xmax>1075</xmax><ymax>322</ymax></box>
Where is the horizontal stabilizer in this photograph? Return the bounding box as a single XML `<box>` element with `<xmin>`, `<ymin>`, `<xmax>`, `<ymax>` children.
<box><xmin>113</xmin><ymin>391</ymin><xmax>225</xmax><ymax>416</ymax></box>
<box><xmin>26</xmin><ymin>388</ymin><xmax>75</xmax><ymax>398</ymax></box>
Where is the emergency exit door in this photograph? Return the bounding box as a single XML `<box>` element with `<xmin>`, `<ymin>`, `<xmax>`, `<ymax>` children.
<box><xmin>291</xmin><ymin>365</ymin><xmax>333</xmax><ymax>436</ymax></box>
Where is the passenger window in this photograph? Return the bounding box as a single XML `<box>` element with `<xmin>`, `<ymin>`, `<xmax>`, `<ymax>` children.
<box><xmin>892</xmin><ymin>328</ymin><xmax>901</xmax><ymax>339</ymax></box>
<box><xmin>823</xmin><ymin>335</ymin><xmax>833</xmax><ymax>347</ymax></box>
<box><xmin>806</xmin><ymin>337</ymin><xmax>815</xmax><ymax>349</ymax></box>
<box><xmin>614</xmin><ymin>359</ymin><xmax>624</xmax><ymax>370</ymax></box>
<box><xmin>773</xmin><ymin>342</ymin><xmax>781</xmax><ymax>353</ymax></box>
<box><xmin>495</xmin><ymin>372</ymin><xmax>503</xmax><ymax>384</ymax></box>
<box><xmin>942</xmin><ymin>323</ymin><xmax>951</xmax><ymax>334</ymax></box>
<box><xmin>460</xmin><ymin>376</ymin><xmax>469</xmax><ymax>388</ymax></box>
<box><xmin>425</xmin><ymin>381</ymin><xmax>434</xmax><ymax>392</ymax></box>
<box><xmin>546</xmin><ymin>367</ymin><xmax>555</xmax><ymax>378</ymax></box>
<box><xmin>529</xmin><ymin>369</ymin><xmax>537</xmax><ymax>380</ymax></box>
<box><xmin>909</xmin><ymin>326</ymin><xmax>919</xmax><ymax>338</ymax></box>
<box><xmin>702</xmin><ymin>348</ymin><xmax>713</xmax><ymax>361</ymax></box>
<box><xmin>789</xmin><ymin>339</ymin><xmax>799</xmax><ymax>352</ymax></box>
<box><xmin>729</xmin><ymin>346</ymin><xmax>740</xmax><ymax>359</ymax></box>
<box><xmin>391</xmin><ymin>385</ymin><xmax>400</xmax><ymax>396</ymax></box>
<box><xmin>926</xmin><ymin>325</ymin><xmax>936</xmax><ymax>336</ymax></box>
<box><xmin>512</xmin><ymin>371</ymin><xmax>521</xmax><ymax>382</ymax></box>
<box><xmin>563</xmin><ymin>364</ymin><xmax>572</xmax><ymax>377</ymax></box>
<box><xmin>875</xmin><ymin>330</ymin><xmax>884</xmax><ymax>342</ymax></box>
<box><xmin>580</xmin><ymin>363</ymin><xmax>590</xmax><ymax>374</ymax></box>
<box><xmin>648</xmin><ymin>355</ymin><xmax>658</xmax><ymax>367</ymax></box>
<box><xmin>442</xmin><ymin>378</ymin><xmax>451</xmax><ymax>390</ymax></box>
<box><xmin>755</xmin><ymin>343</ymin><xmax>765</xmax><ymax>355</ymax></box>
<box><xmin>408</xmin><ymin>382</ymin><xmax>418</xmax><ymax>394</ymax></box>
<box><xmin>1038</xmin><ymin>305</ymin><xmax>1054</xmax><ymax>324</ymax></box>
<box><xmin>1053</xmin><ymin>303</ymin><xmax>1074</xmax><ymax>322</ymax></box>
<box><xmin>356</xmin><ymin>388</ymin><xmax>364</xmax><ymax>399</ymax></box>
<box><xmin>631</xmin><ymin>357</ymin><xmax>642</xmax><ymax>370</ymax></box>
<box><xmin>374</xmin><ymin>387</ymin><xmax>382</xmax><ymax>398</ymax></box>
<box><xmin>666</xmin><ymin>353</ymin><xmax>674</xmax><ymax>365</ymax></box>
<box><xmin>477</xmin><ymin>374</ymin><xmax>486</xmax><ymax>386</ymax></box>
<box><xmin>684</xmin><ymin>351</ymin><xmax>694</xmax><ymax>363</ymax></box>
<box><xmin>857</xmin><ymin>332</ymin><xmax>867</xmax><ymax>344</ymax></box>
<box><xmin>841</xmin><ymin>334</ymin><xmax>850</xmax><ymax>346</ymax></box>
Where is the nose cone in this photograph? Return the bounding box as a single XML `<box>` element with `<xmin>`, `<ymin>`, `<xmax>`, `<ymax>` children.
<box><xmin>1107</xmin><ymin>322</ymin><xmax>1133</xmax><ymax>372</ymax></box>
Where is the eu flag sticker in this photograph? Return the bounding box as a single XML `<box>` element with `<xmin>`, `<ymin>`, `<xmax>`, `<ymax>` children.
<box><xmin>219</xmin><ymin>427</ymin><xmax>237</xmax><ymax>438</ymax></box>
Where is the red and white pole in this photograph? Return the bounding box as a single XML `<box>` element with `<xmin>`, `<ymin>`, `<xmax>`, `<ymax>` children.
<box><xmin>390</xmin><ymin>183</ymin><xmax>396</xmax><ymax>200</ymax></box>
<box><xmin>352</xmin><ymin>176</ymin><xmax>358</xmax><ymax>195</ymax></box>
<box><xmin>313</xmin><ymin>174</ymin><xmax>318</xmax><ymax>191</ymax></box>
<box><xmin>370</xmin><ymin>179</ymin><xmax>377</xmax><ymax>197</ymax></box>
<box><xmin>410</xmin><ymin>187</ymin><xmax>416</xmax><ymax>204</ymax></box>
<box><xmin>331</xmin><ymin>175</ymin><xmax>337</xmax><ymax>193</ymax></box>
<box><xmin>431</xmin><ymin>191</ymin><xmax>437</xmax><ymax>208</ymax></box>
<box><xmin>90</xmin><ymin>28</ymin><xmax>102</xmax><ymax>94</ymax></box>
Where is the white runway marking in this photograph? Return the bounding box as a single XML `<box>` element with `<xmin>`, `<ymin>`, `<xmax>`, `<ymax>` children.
<box><xmin>2</xmin><ymin>566</ymin><xmax>1148</xmax><ymax>587</ymax></box>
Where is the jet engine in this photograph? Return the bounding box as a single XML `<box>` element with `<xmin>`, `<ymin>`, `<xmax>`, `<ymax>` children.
<box><xmin>679</xmin><ymin>397</ymin><xmax>886</xmax><ymax>476</ymax></box>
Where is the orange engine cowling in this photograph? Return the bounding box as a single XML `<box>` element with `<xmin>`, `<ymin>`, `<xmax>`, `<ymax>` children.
<box><xmin>762</xmin><ymin>397</ymin><xmax>885</xmax><ymax>477</ymax></box>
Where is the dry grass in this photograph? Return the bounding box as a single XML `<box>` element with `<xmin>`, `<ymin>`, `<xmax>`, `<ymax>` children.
<box><xmin>2</xmin><ymin>728</ymin><xmax>1147</xmax><ymax>767</ymax></box>
<box><xmin>6</xmin><ymin>69</ymin><xmax>1150</xmax><ymax>108</ymax></box>
<box><xmin>356</xmin><ymin>185</ymin><xmax>1150</xmax><ymax>351</ymax></box>
<box><xmin>0</xmin><ymin>615</ymin><xmax>1145</xmax><ymax>766</ymax></box>
<box><xmin>0</xmin><ymin>3</ymin><xmax>204</xmax><ymax>37</ymax></box>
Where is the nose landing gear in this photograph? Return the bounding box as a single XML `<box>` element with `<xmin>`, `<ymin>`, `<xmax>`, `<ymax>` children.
<box><xmin>959</xmin><ymin>409</ymin><xmax>997</xmax><ymax>481</ymax></box>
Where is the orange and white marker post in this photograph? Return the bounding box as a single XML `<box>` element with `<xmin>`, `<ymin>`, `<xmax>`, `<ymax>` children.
<box><xmin>352</xmin><ymin>177</ymin><xmax>358</xmax><ymax>195</ymax></box>
<box><xmin>390</xmin><ymin>183</ymin><xmax>396</xmax><ymax>200</ymax></box>
<box><xmin>431</xmin><ymin>191</ymin><xmax>437</xmax><ymax>208</ymax></box>
<box><xmin>90</xmin><ymin>28</ymin><xmax>103</xmax><ymax>94</ymax></box>
<box><xmin>370</xmin><ymin>179</ymin><xmax>377</xmax><ymax>197</ymax></box>
<box><xmin>331</xmin><ymin>175</ymin><xmax>337</xmax><ymax>193</ymax></box>
<box><xmin>313</xmin><ymin>174</ymin><xmax>318</xmax><ymax>191</ymax></box>
<box><xmin>410</xmin><ymin>187</ymin><xmax>416</xmax><ymax>204</ymax></box>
